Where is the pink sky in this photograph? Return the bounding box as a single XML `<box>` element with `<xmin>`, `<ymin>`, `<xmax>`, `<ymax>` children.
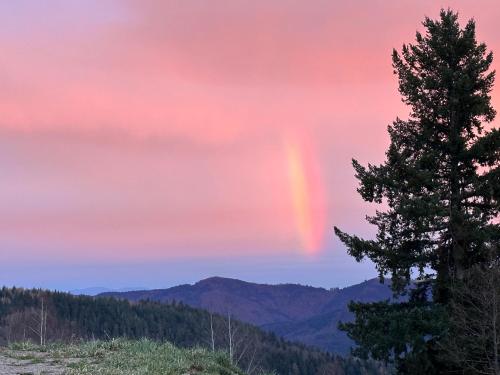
<box><xmin>1</xmin><ymin>1</ymin><xmax>500</xmax><ymax>287</ymax></box>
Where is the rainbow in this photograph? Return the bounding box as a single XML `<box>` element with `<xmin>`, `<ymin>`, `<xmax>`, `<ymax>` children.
<box><xmin>285</xmin><ymin>132</ymin><xmax>326</xmax><ymax>255</ymax></box>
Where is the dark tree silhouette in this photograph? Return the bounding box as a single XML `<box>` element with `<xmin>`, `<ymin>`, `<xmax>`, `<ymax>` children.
<box><xmin>335</xmin><ymin>9</ymin><xmax>500</xmax><ymax>374</ymax></box>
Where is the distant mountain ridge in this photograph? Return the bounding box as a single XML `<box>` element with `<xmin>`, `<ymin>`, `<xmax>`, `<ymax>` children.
<box><xmin>70</xmin><ymin>286</ymin><xmax>149</xmax><ymax>296</ymax></box>
<box><xmin>101</xmin><ymin>277</ymin><xmax>394</xmax><ymax>354</ymax></box>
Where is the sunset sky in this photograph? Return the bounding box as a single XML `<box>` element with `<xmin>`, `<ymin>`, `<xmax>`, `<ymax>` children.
<box><xmin>2</xmin><ymin>1</ymin><xmax>499</xmax><ymax>290</ymax></box>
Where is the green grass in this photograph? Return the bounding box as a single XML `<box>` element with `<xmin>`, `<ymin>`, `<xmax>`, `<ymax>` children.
<box><xmin>9</xmin><ymin>339</ymin><xmax>249</xmax><ymax>375</ymax></box>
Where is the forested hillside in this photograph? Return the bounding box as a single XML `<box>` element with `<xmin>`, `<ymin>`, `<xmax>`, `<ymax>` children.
<box><xmin>101</xmin><ymin>276</ymin><xmax>395</xmax><ymax>354</ymax></box>
<box><xmin>0</xmin><ymin>287</ymin><xmax>388</xmax><ymax>375</ymax></box>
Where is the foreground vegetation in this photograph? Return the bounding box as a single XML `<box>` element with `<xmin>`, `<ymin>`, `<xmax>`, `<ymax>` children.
<box><xmin>0</xmin><ymin>287</ymin><xmax>389</xmax><ymax>374</ymax></box>
<box><xmin>5</xmin><ymin>339</ymin><xmax>246</xmax><ymax>375</ymax></box>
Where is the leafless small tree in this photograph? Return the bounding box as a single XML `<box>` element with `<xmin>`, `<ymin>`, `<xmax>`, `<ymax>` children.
<box><xmin>202</xmin><ymin>310</ymin><xmax>263</xmax><ymax>374</ymax></box>
<box><xmin>202</xmin><ymin>312</ymin><xmax>218</xmax><ymax>352</ymax></box>
<box><xmin>210</xmin><ymin>313</ymin><xmax>215</xmax><ymax>352</ymax></box>
<box><xmin>228</xmin><ymin>312</ymin><xmax>234</xmax><ymax>364</ymax></box>
<box><xmin>440</xmin><ymin>262</ymin><xmax>500</xmax><ymax>374</ymax></box>
<box><xmin>27</xmin><ymin>297</ymin><xmax>48</xmax><ymax>346</ymax></box>
<box><xmin>225</xmin><ymin>312</ymin><xmax>262</xmax><ymax>373</ymax></box>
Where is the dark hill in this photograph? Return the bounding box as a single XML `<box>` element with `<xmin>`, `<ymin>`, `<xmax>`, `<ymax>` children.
<box><xmin>102</xmin><ymin>277</ymin><xmax>394</xmax><ymax>354</ymax></box>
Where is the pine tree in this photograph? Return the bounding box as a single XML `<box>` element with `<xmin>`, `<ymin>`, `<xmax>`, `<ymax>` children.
<box><xmin>334</xmin><ymin>9</ymin><xmax>500</xmax><ymax>373</ymax></box>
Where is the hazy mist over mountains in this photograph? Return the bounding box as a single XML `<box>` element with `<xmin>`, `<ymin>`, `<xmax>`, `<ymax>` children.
<box><xmin>70</xmin><ymin>286</ymin><xmax>150</xmax><ymax>296</ymax></box>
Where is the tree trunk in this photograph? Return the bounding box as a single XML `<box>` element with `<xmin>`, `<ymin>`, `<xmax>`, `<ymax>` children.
<box><xmin>492</xmin><ymin>272</ymin><xmax>500</xmax><ymax>375</ymax></box>
<box><xmin>449</xmin><ymin>109</ymin><xmax>466</xmax><ymax>282</ymax></box>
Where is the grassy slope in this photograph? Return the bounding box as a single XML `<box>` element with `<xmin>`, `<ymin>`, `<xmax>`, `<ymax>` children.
<box><xmin>8</xmin><ymin>339</ymin><xmax>251</xmax><ymax>375</ymax></box>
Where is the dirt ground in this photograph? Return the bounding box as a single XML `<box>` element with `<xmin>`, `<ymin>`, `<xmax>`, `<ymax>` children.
<box><xmin>0</xmin><ymin>348</ymin><xmax>71</xmax><ymax>375</ymax></box>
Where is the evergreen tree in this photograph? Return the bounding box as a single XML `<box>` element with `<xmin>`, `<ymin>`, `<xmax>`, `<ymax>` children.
<box><xmin>335</xmin><ymin>9</ymin><xmax>499</xmax><ymax>373</ymax></box>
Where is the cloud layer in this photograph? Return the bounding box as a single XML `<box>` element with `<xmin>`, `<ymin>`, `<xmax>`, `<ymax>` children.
<box><xmin>1</xmin><ymin>0</ymin><xmax>499</xmax><ymax>263</ymax></box>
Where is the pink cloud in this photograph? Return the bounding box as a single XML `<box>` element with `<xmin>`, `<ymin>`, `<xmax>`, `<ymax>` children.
<box><xmin>1</xmin><ymin>1</ymin><xmax>499</xmax><ymax>262</ymax></box>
